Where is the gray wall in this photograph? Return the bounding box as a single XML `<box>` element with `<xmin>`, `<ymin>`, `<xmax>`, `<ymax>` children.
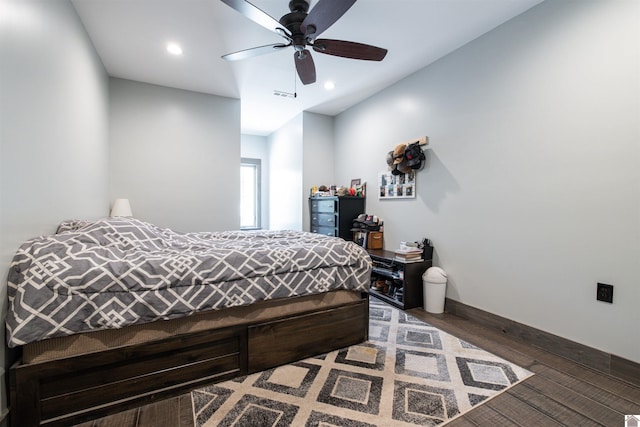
<box><xmin>302</xmin><ymin>112</ymin><xmax>335</xmax><ymax>232</ymax></box>
<box><xmin>334</xmin><ymin>0</ymin><xmax>639</xmax><ymax>363</ymax></box>
<box><xmin>267</xmin><ymin>114</ymin><xmax>303</xmax><ymax>231</ymax></box>
<box><xmin>0</xmin><ymin>0</ymin><xmax>109</xmax><ymax>414</ymax></box>
<box><xmin>109</xmin><ymin>78</ymin><xmax>241</xmax><ymax>232</ymax></box>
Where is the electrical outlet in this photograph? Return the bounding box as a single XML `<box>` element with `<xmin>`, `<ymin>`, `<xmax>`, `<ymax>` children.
<box><xmin>596</xmin><ymin>282</ymin><xmax>613</xmax><ymax>303</ymax></box>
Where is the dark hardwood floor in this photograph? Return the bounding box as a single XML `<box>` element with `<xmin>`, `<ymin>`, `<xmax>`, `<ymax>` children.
<box><xmin>74</xmin><ymin>306</ymin><xmax>640</xmax><ymax>426</ymax></box>
<box><xmin>409</xmin><ymin>307</ymin><xmax>640</xmax><ymax>426</ymax></box>
<box><xmin>73</xmin><ymin>394</ymin><xmax>193</xmax><ymax>427</ymax></box>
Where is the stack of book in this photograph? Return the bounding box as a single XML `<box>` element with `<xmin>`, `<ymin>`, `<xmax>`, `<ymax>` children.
<box><xmin>394</xmin><ymin>247</ymin><xmax>423</xmax><ymax>263</ymax></box>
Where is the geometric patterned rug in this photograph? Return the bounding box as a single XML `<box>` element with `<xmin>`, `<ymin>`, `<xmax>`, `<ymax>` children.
<box><xmin>191</xmin><ymin>297</ymin><xmax>532</xmax><ymax>426</ymax></box>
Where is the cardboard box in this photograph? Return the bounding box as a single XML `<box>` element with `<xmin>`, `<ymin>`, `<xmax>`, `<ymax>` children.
<box><xmin>367</xmin><ymin>231</ymin><xmax>383</xmax><ymax>249</ymax></box>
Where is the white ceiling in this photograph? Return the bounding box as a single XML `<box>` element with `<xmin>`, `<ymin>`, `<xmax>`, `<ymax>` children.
<box><xmin>72</xmin><ymin>0</ymin><xmax>544</xmax><ymax>135</ymax></box>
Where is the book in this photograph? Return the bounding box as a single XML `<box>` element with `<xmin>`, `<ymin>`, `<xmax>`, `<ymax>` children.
<box><xmin>394</xmin><ymin>248</ymin><xmax>422</xmax><ymax>258</ymax></box>
<box><xmin>394</xmin><ymin>247</ymin><xmax>422</xmax><ymax>254</ymax></box>
<box><xmin>394</xmin><ymin>256</ymin><xmax>423</xmax><ymax>263</ymax></box>
<box><xmin>394</xmin><ymin>254</ymin><xmax>422</xmax><ymax>261</ymax></box>
<box><xmin>395</xmin><ymin>249</ymin><xmax>422</xmax><ymax>255</ymax></box>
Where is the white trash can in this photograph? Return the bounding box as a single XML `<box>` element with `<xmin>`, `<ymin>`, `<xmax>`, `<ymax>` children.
<box><xmin>422</xmin><ymin>267</ymin><xmax>447</xmax><ymax>314</ymax></box>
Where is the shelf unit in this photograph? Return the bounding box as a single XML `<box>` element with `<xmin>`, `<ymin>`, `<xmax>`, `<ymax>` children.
<box><xmin>368</xmin><ymin>249</ymin><xmax>432</xmax><ymax>310</ymax></box>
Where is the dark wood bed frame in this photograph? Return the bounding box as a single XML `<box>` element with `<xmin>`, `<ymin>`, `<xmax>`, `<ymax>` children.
<box><xmin>9</xmin><ymin>293</ymin><xmax>369</xmax><ymax>427</ymax></box>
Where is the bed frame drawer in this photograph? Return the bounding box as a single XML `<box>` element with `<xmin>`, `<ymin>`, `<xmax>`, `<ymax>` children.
<box><xmin>11</xmin><ymin>327</ymin><xmax>246</xmax><ymax>427</ymax></box>
<box><xmin>247</xmin><ymin>299</ymin><xmax>368</xmax><ymax>373</ymax></box>
<box><xmin>9</xmin><ymin>294</ymin><xmax>369</xmax><ymax>427</ymax></box>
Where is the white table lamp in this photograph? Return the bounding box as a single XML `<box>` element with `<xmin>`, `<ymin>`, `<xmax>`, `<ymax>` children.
<box><xmin>110</xmin><ymin>198</ymin><xmax>133</xmax><ymax>217</ymax></box>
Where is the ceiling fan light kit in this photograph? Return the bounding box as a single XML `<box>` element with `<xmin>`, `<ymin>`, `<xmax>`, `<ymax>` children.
<box><xmin>221</xmin><ymin>0</ymin><xmax>388</xmax><ymax>85</ymax></box>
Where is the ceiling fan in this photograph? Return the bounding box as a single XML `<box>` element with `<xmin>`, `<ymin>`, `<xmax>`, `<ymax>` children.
<box><xmin>220</xmin><ymin>0</ymin><xmax>388</xmax><ymax>85</ymax></box>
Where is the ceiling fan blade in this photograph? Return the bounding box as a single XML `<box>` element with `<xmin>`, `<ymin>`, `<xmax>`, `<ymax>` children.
<box><xmin>300</xmin><ymin>0</ymin><xmax>357</xmax><ymax>38</ymax></box>
<box><xmin>294</xmin><ymin>50</ymin><xmax>316</xmax><ymax>85</ymax></box>
<box><xmin>222</xmin><ymin>43</ymin><xmax>289</xmax><ymax>61</ymax></box>
<box><xmin>220</xmin><ymin>0</ymin><xmax>291</xmax><ymax>37</ymax></box>
<box><xmin>312</xmin><ymin>39</ymin><xmax>387</xmax><ymax>61</ymax></box>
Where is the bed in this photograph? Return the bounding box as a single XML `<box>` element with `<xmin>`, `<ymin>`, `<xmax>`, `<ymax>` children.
<box><xmin>6</xmin><ymin>218</ymin><xmax>371</xmax><ymax>427</ymax></box>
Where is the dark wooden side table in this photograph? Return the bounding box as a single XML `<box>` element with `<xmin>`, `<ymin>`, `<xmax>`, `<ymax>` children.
<box><xmin>367</xmin><ymin>249</ymin><xmax>432</xmax><ymax>310</ymax></box>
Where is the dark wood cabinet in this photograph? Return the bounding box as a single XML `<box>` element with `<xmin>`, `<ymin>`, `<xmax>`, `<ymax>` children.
<box><xmin>309</xmin><ymin>196</ymin><xmax>365</xmax><ymax>240</ymax></box>
<box><xmin>368</xmin><ymin>249</ymin><xmax>432</xmax><ymax>310</ymax></box>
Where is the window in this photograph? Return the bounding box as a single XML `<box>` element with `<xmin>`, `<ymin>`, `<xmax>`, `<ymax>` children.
<box><xmin>240</xmin><ymin>158</ymin><xmax>261</xmax><ymax>229</ymax></box>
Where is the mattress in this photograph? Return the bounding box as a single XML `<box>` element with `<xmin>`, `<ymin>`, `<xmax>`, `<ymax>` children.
<box><xmin>7</xmin><ymin>217</ymin><xmax>371</xmax><ymax>347</ymax></box>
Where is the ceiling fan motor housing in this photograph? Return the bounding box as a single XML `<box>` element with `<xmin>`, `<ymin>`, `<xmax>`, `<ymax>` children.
<box><xmin>279</xmin><ymin>1</ymin><xmax>311</xmax><ymax>52</ymax></box>
<box><xmin>288</xmin><ymin>0</ymin><xmax>310</xmax><ymax>13</ymax></box>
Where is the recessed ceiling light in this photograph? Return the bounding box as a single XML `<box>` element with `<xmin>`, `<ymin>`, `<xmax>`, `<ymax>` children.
<box><xmin>324</xmin><ymin>81</ymin><xmax>336</xmax><ymax>90</ymax></box>
<box><xmin>166</xmin><ymin>43</ymin><xmax>183</xmax><ymax>55</ymax></box>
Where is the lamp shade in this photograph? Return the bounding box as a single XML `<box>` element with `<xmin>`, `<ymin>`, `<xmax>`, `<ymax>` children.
<box><xmin>110</xmin><ymin>198</ymin><xmax>133</xmax><ymax>217</ymax></box>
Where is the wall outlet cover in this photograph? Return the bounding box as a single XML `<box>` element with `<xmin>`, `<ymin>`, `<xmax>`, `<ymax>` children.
<box><xmin>596</xmin><ymin>282</ymin><xmax>613</xmax><ymax>303</ymax></box>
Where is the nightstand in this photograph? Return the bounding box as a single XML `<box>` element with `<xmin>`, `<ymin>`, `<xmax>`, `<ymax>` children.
<box><xmin>368</xmin><ymin>249</ymin><xmax>432</xmax><ymax>310</ymax></box>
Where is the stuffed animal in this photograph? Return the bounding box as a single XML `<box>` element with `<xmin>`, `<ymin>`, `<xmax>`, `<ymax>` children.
<box><xmin>336</xmin><ymin>186</ymin><xmax>349</xmax><ymax>196</ymax></box>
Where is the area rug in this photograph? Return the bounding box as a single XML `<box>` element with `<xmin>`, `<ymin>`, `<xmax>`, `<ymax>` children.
<box><xmin>191</xmin><ymin>297</ymin><xmax>532</xmax><ymax>426</ymax></box>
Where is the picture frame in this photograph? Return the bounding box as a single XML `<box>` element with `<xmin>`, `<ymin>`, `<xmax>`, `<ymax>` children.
<box><xmin>378</xmin><ymin>171</ymin><xmax>416</xmax><ymax>199</ymax></box>
<box><xmin>350</xmin><ymin>178</ymin><xmax>361</xmax><ymax>188</ymax></box>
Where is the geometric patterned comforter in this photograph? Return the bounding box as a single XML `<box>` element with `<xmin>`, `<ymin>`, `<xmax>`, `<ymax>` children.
<box><xmin>6</xmin><ymin>217</ymin><xmax>371</xmax><ymax>347</ymax></box>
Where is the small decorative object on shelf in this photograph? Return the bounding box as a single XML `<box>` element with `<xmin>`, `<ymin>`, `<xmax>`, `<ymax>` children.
<box><xmin>346</xmin><ymin>179</ymin><xmax>366</xmax><ymax>198</ymax></box>
<box><xmin>311</xmin><ymin>184</ymin><xmax>364</xmax><ymax>198</ymax></box>
<box><xmin>336</xmin><ymin>186</ymin><xmax>350</xmax><ymax>196</ymax></box>
<box><xmin>310</xmin><ymin>184</ymin><xmax>332</xmax><ymax>197</ymax></box>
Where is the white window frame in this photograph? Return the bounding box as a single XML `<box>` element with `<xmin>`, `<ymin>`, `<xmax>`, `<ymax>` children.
<box><xmin>240</xmin><ymin>158</ymin><xmax>261</xmax><ymax>230</ymax></box>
